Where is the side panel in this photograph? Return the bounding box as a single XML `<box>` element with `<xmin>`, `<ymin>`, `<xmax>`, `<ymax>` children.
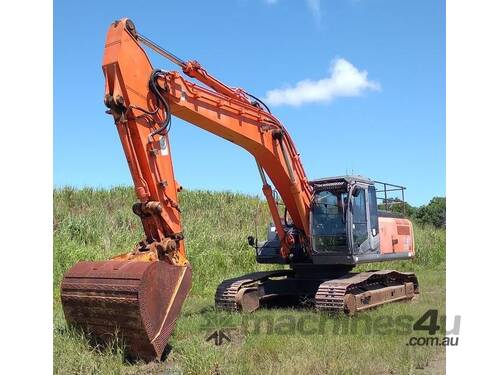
<box><xmin>379</xmin><ymin>217</ymin><xmax>415</xmax><ymax>256</ymax></box>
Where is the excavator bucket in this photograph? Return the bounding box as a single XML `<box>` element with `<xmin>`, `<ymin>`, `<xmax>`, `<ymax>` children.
<box><xmin>61</xmin><ymin>260</ymin><xmax>192</xmax><ymax>361</ymax></box>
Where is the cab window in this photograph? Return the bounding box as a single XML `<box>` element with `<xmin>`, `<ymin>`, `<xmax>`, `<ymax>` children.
<box><xmin>368</xmin><ymin>185</ymin><xmax>379</xmax><ymax>235</ymax></box>
<box><xmin>311</xmin><ymin>191</ymin><xmax>348</xmax><ymax>253</ymax></box>
<box><xmin>352</xmin><ymin>188</ymin><xmax>368</xmax><ymax>247</ymax></box>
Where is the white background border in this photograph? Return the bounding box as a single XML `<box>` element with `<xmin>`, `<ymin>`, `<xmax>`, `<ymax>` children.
<box><xmin>447</xmin><ymin>0</ymin><xmax>500</xmax><ymax>373</ymax></box>
<box><xmin>0</xmin><ymin>0</ymin><xmax>53</xmax><ymax>372</ymax></box>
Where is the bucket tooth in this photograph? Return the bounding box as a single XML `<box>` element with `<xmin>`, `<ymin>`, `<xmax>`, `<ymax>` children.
<box><xmin>61</xmin><ymin>260</ymin><xmax>192</xmax><ymax>361</ymax></box>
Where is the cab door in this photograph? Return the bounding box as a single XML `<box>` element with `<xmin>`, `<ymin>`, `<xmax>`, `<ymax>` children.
<box><xmin>367</xmin><ymin>185</ymin><xmax>381</xmax><ymax>252</ymax></box>
<box><xmin>350</xmin><ymin>185</ymin><xmax>379</xmax><ymax>254</ymax></box>
<box><xmin>351</xmin><ymin>187</ymin><xmax>369</xmax><ymax>254</ymax></box>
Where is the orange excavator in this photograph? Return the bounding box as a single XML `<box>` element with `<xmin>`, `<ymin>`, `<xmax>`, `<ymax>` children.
<box><xmin>61</xmin><ymin>19</ymin><xmax>419</xmax><ymax>361</ymax></box>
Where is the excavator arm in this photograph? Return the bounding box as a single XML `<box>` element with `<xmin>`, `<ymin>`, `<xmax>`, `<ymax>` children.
<box><xmin>103</xmin><ymin>18</ymin><xmax>312</xmax><ymax>261</ymax></box>
<box><xmin>61</xmin><ymin>18</ymin><xmax>312</xmax><ymax>360</ymax></box>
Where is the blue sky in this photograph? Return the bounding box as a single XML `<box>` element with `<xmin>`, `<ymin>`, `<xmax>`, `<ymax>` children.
<box><xmin>54</xmin><ymin>0</ymin><xmax>445</xmax><ymax>206</ymax></box>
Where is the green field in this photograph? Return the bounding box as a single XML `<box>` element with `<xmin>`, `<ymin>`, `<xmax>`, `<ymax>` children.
<box><xmin>54</xmin><ymin>187</ymin><xmax>446</xmax><ymax>374</ymax></box>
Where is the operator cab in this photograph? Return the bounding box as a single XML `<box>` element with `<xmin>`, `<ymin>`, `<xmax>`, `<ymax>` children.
<box><xmin>309</xmin><ymin>176</ymin><xmax>380</xmax><ymax>265</ymax></box>
<box><xmin>254</xmin><ymin>175</ymin><xmax>413</xmax><ymax>267</ymax></box>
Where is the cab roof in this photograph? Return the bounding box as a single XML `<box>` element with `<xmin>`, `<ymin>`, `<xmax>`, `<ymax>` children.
<box><xmin>309</xmin><ymin>175</ymin><xmax>374</xmax><ymax>187</ymax></box>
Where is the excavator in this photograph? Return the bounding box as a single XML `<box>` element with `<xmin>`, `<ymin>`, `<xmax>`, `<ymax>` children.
<box><xmin>61</xmin><ymin>19</ymin><xmax>419</xmax><ymax>361</ymax></box>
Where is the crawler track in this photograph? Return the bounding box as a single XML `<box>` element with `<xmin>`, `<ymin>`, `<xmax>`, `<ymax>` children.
<box><xmin>315</xmin><ymin>270</ymin><xmax>419</xmax><ymax>314</ymax></box>
<box><xmin>215</xmin><ymin>269</ymin><xmax>418</xmax><ymax>315</ymax></box>
<box><xmin>215</xmin><ymin>270</ymin><xmax>292</xmax><ymax>311</ymax></box>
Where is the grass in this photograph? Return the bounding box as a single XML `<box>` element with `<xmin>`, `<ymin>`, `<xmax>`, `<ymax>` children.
<box><xmin>53</xmin><ymin>187</ymin><xmax>446</xmax><ymax>374</ymax></box>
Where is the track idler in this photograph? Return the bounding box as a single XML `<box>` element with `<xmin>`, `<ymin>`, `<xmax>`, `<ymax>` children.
<box><xmin>61</xmin><ymin>260</ymin><xmax>192</xmax><ymax>361</ymax></box>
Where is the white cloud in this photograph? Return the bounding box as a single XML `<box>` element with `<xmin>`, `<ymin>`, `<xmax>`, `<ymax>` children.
<box><xmin>306</xmin><ymin>0</ymin><xmax>322</xmax><ymax>25</ymax></box>
<box><xmin>264</xmin><ymin>0</ymin><xmax>279</xmax><ymax>4</ymax></box>
<box><xmin>264</xmin><ymin>58</ymin><xmax>381</xmax><ymax>107</ymax></box>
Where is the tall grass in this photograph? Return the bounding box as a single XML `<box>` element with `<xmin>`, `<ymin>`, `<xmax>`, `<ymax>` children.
<box><xmin>54</xmin><ymin>187</ymin><xmax>445</xmax><ymax>297</ymax></box>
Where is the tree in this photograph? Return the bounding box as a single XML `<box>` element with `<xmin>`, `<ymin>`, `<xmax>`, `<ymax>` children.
<box><xmin>415</xmin><ymin>197</ymin><xmax>446</xmax><ymax>228</ymax></box>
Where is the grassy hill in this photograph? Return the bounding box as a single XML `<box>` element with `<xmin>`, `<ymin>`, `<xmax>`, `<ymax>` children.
<box><xmin>54</xmin><ymin>187</ymin><xmax>446</xmax><ymax>374</ymax></box>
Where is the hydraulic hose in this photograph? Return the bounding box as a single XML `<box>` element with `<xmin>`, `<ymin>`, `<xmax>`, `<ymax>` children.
<box><xmin>148</xmin><ymin>69</ymin><xmax>172</xmax><ymax>138</ymax></box>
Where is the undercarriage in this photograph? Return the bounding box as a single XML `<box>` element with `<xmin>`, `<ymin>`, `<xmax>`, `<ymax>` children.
<box><xmin>215</xmin><ymin>268</ymin><xmax>418</xmax><ymax>315</ymax></box>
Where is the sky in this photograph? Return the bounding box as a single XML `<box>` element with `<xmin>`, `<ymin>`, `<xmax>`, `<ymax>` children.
<box><xmin>54</xmin><ymin>0</ymin><xmax>445</xmax><ymax>206</ymax></box>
